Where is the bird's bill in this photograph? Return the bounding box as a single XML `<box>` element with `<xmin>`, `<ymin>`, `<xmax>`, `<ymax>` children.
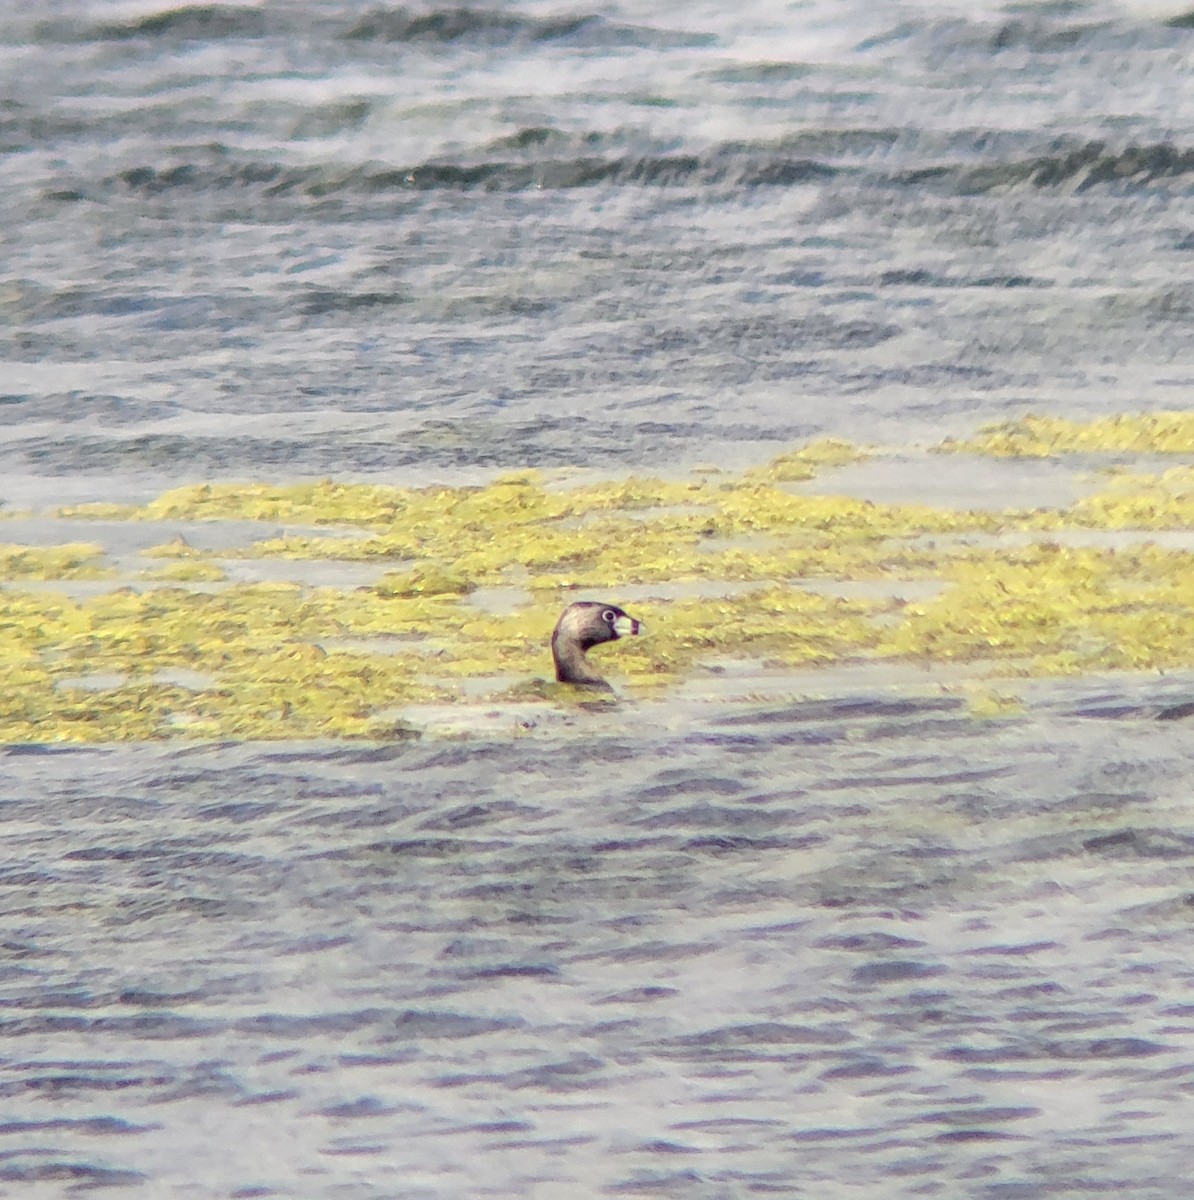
<box><xmin>613</xmin><ymin>614</ymin><xmax>643</xmax><ymax>638</ymax></box>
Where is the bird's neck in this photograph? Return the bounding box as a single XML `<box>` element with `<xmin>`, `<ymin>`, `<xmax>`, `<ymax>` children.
<box><xmin>552</xmin><ymin>634</ymin><xmax>611</xmax><ymax>689</ymax></box>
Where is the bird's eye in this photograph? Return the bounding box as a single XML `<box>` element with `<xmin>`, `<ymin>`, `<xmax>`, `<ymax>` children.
<box><xmin>602</xmin><ymin>609</ymin><xmax>617</xmax><ymax>624</ymax></box>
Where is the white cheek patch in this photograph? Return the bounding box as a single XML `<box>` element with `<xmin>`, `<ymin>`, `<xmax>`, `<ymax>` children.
<box><xmin>613</xmin><ymin>615</ymin><xmax>643</xmax><ymax>638</ymax></box>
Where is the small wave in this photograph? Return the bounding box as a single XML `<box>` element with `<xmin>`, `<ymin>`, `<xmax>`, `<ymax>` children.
<box><xmin>902</xmin><ymin>141</ymin><xmax>1194</xmax><ymax>194</ymax></box>
<box><xmin>924</xmin><ymin>15</ymin><xmax>1116</xmax><ymax>55</ymax></box>
<box><xmin>1080</xmin><ymin>827</ymin><xmax>1194</xmax><ymax>860</ymax></box>
<box><xmin>84</xmin><ymin>146</ymin><xmax>837</xmax><ymax>200</ymax></box>
<box><xmin>56</xmin><ymin>135</ymin><xmax>1193</xmax><ymax>206</ymax></box>
<box><xmin>863</xmin><ymin>11</ymin><xmax>1182</xmax><ymax>57</ymax></box>
<box><xmin>91</xmin><ymin>4</ymin><xmax>275</xmax><ymax>42</ymax></box>
<box><xmin>59</xmin><ymin>3</ymin><xmax>710</xmax><ymax>49</ymax></box>
<box><xmin>880</xmin><ymin>269</ymin><xmax>1046</xmax><ymax>289</ymax></box>
<box><xmin>0</xmin><ymin>1159</ymin><xmax>147</xmax><ymax>1188</ymax></box>
<box><xmin>342</xmin><ymin>7</ymin><xmax>712</xmax><ymax>49</ymax></box>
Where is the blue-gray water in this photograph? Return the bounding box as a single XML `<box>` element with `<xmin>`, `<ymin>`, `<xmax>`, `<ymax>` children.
<box><xmin>7</xmin><ymin>691</ymin><xmax>1194</xmax><ymax>1198</ymax></box>
<box><xmin>5</xmin><ymin>1</ymin><xmax>1194</xmax><ymax>1195</ymax></box>
<box><xmin>5</xmin><ymin>0</ymin><xmax>1194</xmax><ymax>496</ymax></box>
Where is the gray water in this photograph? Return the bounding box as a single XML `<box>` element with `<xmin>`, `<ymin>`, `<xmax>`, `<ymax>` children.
<box><xmin>6</xmin><ymin>1</ymin><xmax>1194</xmax><ymax>1195</ymax></box>
<box><xmin>4</xmin><ymin>0</ymin><xmax>1194</xmax><ymax>495</ymax></box>
<box><xmin>7</xmin><ymin>689</ymin><xmax>1194</xmax><ymax>1198</ymax></box>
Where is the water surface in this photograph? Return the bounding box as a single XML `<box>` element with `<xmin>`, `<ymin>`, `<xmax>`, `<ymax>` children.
<box><xmin>5</xmin><ymin>1</ymin><xmax>1194</xmax><ymax>1194</ymax></box>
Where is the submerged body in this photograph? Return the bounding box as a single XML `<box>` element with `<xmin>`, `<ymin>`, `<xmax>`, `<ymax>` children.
<box><xmin>551</xmin><ymin>602</ymin><xmax>643</xmax><ymax>690</ymax></box>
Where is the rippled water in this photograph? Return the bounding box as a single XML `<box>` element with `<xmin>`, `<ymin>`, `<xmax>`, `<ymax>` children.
<box><xmin>7</xmin><ymin>686</ymin><xmax>1194</xmax><ymax>1197</ymax></box>
<box><xmin>6</xmin><ymin>1</ymin><xmax>1194</xmax><ymax>1194</ymax></box>
<box><xmin>5</xmin><ymin>0</ymin><xmax>1194</xmax><ymax>493</ymax></box>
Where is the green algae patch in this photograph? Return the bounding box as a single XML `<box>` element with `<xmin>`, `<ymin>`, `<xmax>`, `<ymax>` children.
<box><xmin>15</xmin><ymin>421</ymin><xmax>1194</xmax><ymax>742</ymax></box>
<box><xmin>141</xmin><ymin>535</ymin><xmax>216</xmax><ymax>559</ymax></box>
<box><xmin>54</xmin><ymin>502</ymin><xmax>141</xmax><ymax>520</ymax></box>
<box><xmin>141</xmin><ymin>561</ymin><xmax>229</xmax><ymax>583</ymax></box>
<box><xmin>0</xmin><ymin>542</ymin><xmax>114</xmax><ymax>580</ymax></box>
<box><xmin>745</xmin><ymin>436</ymin><xmax>872</xmax><ymax>482</ymax></box>
<box><xmin>878</xmin><ymin>543</ymin><xmax>1194</xmax><ymax>675</ymax></box>
<box><xmin>1060</xmin><ymin>466</ymin><xmax>1194</xmax><ymax>530</ymax></box>
<box><xmin>711</xmin><ymin>483</ymin><xmax>1000</xmax><ymax>539</ymax></box>
<box><xmin>61</xmin><ymin>480</ymin><xmax>415</xmax><ymax>526</ymax></box>
<box><xmin>3</xmin><ymin>679</ymin><xmax>200</xmax><ymax>744</ymax></box>
<box><xmin>941</xmin><ymin>411</ymin><xmax>1194</xmax><ymax>458</ymax></box>
<box><xmin>0</xmin><ymin>583</ymin><xmax>451</xmax><ymax>743</ymax></box>
<box><xmin>232</xmin><ymin>472</ymin><xmax>1002</xmax><ymax>597</ymax></box>
<box><xmin>610</xmin><ymin>588</ymin><xmax>885</xmax><ymax>686</ymax></box>
<box><xmin>375</xmin><ymin>565</ymin><xmax>475</xmax><ymax>598</ymax></box>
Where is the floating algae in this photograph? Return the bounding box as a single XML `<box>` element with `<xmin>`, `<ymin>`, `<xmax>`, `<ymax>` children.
<box><xmin>1061</xmin><ymin>466</ymin><xmax>1194</xmax><ymax>530</ymax></box>
<box><xmin>140</xmin><ymin>535</ymin><xmax>217</xmax><ymax>560</ymax></box>
<box><xmin>939</xmin><ymin>411</ymin><xmax>1194</xmax><ymax>458</ymax></box>
<box><xmin>374</xmin><ymin>565</ymin><xmax>475</xmax><ymax>598</ymax></box>
<box><xmin>59</xmin><ymin>479</ymin><xmax>415</xmax><ymax>526</ymax></box>
<box><xmin>0</xmin><ymin>542</ymin><xmax>114</xmax><ymax>580</ymax></box>
<box><xmin>881</xmin><ymin>543</ymin><xmax>1194</xmax><ymax>675</ymax></box>
<box><xmin>0</xmin><ymin>583</ymin><xmax>450</xmax><ymax>742</ymax></box>
<box><xmin>611</xmin><ymin>587</ymin><xmax>884</xmax><ymax>681</ymax></box>
<box><xmin>141</xmin><ymin>561</ymin><xmax>229</xmax><ymax>584</ymax></box>
<box><xmin>6</xmin><ymin>420</ymin><xmax>1194</xmax><ymax>743</ymax></box>
<box><xmin>742</xmin><ymin>436</ymin><xmax>872</xmax><ymax>482</ymax></box>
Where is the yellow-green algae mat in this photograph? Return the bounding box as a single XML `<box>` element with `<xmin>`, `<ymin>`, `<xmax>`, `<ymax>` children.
<box><xmin>6</xmin><ymin>411</ymin><xmax>1194</xmax><ymax>742</ymax></box>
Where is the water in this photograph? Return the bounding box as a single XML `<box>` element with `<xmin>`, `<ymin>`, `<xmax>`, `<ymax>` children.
<box><xmin>5</xmin><ymin>0</ymin><xmax>1194</xmax><ymax>494</ymax></box>
<box><xmin>6</xmin><ymin>690</ymin><xmax>1194</xmax><ymax>1197</ymax></box>
<box><xmin>5</xmin><ymin>0</ymin><xmax>1194</xmax><ymax>1194</ymax></box>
